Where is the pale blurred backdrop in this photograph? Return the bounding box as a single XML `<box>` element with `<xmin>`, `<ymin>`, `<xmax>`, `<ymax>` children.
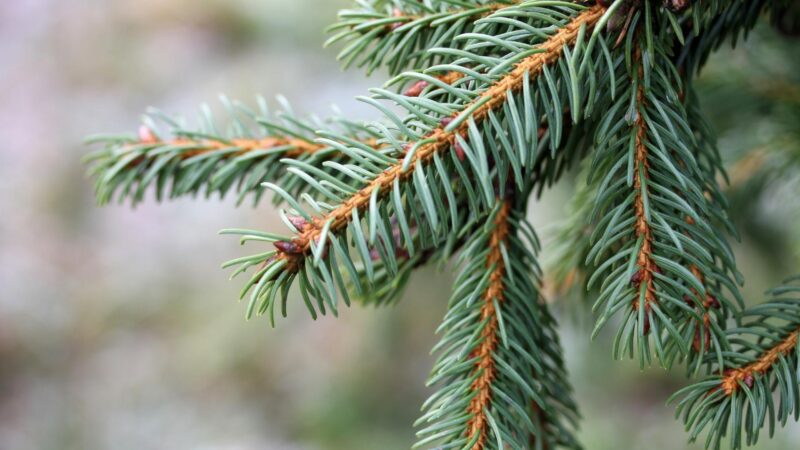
<box><xmin>0</xmin><ymin>1</ymin><xmax>798</xmax><ymax>449</ymax></box>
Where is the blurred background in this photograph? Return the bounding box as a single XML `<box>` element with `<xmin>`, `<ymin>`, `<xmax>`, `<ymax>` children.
<box><xmin>0</xmin><ymin>1</ymin><xmax>798</xmax><ymax>449</ymax></box>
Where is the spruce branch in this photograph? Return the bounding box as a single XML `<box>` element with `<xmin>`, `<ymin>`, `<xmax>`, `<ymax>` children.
<box><xmin>671</xmin><ymin>277</ymin><xmax>800</xmax><ymax>450</ymax></box>
<box><xmin>85</xmin><ymin>99</ymin><xmax>382</xmax><ymax>206</ymax></box>
<box><xmin>585</xmin><ymin>28</ymin><xmax>741</xmax><ymax>368</ymax></box>
<box><xmin>285</xmin><ymin>3</ymin><xmax>604</xmax><ymax>257</ymax></box>
<box><xmin>221</xmin><ymin>3</ymin><xmax>608</xmax><ymax>322</ymax></box>
<box><xmin>415</xmin><ymin>199</ymin><xmax>580</xmax><ymax>449</ymax></box>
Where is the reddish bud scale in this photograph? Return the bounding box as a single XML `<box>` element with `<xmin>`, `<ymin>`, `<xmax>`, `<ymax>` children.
<box><xmin>287</xmin><ymin>215</ymin><xmax>308</xmax><ymax>232</ymax></box>
<box><xmin>138</xmin><ymin>125</ymin><xmax>158</xmax><ymax>144</ymax></box>
<box><xmin>743</xmin><ymin>374</ymin><xmax>755</xmax><ymax>388</ymax></box>
<box><xmin>454</xmin><ymin>141</ymin><xmax>466</xmax><ymax>162</ymax></box>
<box><xmin>439</xmin><ymin>116</ymin><xmax>453</xmax><ymax>128</ymax></box>
<box><xmin>692</xmin><ymin>320</ymin><xmax>712</xmax><ymax>353</ymax></box>
<box><xmin>274</xmin><ymin>240</ymin><xmax>302</xmax><ymax>254</ymax></box>
<box><xmin>403</xmin><ymin>80</ymin><xmax>429</xmax><ymax>97</ymax></box>
<box><xmin>642</xmin><ymin>314</ymin><xmax>651</xmax><ymax>336</ymax></box>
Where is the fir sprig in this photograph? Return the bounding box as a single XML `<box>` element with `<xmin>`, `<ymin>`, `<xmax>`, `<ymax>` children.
<box><xmin>585</xmin><ymin>28</ymin><xmax>741</xmax><ymax>369</ymax></box>
<box><xmin>671</xmin><ymin>277</ymin><xmax>800</xmax><ymax>450</ymax></box>
<box><xmin>415</xmin><ymin>199</ymin><xmax>580</xmax><ymax>449</ymax></box>
<box><xmin>84</xmin><ymin>98</ymin><xmax>381</xmax><ymax>206</ymax></box>
<box><xmin>221</xmin><ymin>4</ymin><xmax>607</xmax><ymax>325</ymax></box>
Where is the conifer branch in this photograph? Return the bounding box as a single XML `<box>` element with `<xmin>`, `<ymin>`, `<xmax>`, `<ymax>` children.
<box><xmin>84</xmin><ymin>100</ymin><xmax>382</xmax><ymax>206</ymax></box>
<box><xmin>586</xmin><ymin>27</ymin><xmax>741</xmax><ymax>368</ymax></box>
<box><xmin>415</xmin><ymin>199</ymin><xmax>580</xmax><ymax>449</ymax></box>
<box><xmin>671</xmin><ymin>278</ymin><xmax>800</xmax><ymax>449</ymax></box>
<box><xmin>274</xmin><ymin>4</ymin><xmax>605</xmax><ymax>271</ymax></box>
<box><xmin>221</xmin><ymin>3</ymin><xmax>611</xmax><ymax>323</ymax></box>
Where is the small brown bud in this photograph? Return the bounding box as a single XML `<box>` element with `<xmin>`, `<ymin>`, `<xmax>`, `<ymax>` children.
<box><xmin>684</xmin><ymin>294</ymin><xmax>695</xmax><ymax>307</ymax></box>
<box><xmin>743</xmin><ymin>374</ymin><xmax>754</xmax><ymax>388</ymax></box>
<box><xmin>403</xmin><ymin>80</ymin><xmax>429</xmax><ymax>97</ymax></box>
<box><xmin>439</xmin><ymin>116</ymin><xmax>454</xmax><ymax>128</ymax></box>
<box><xmin>707</xmin><ymin>295</ymin><xmax>721</xmax><ymax>309</ymax></box>
<box><xmin>692</xmin><ymin>323</ymin><xmax>711</xmax><ymax>352</ymax></box>
<box><xmin>274</xmin><ymin>240</ymin><xmax>302</xmax><ymax>254</ymax></box>
<box><xmin>631</xmin><ymin>270</ymin><xmax>644</xmax><ymax>285</ymax></box>
<box><xmin>454</xmin><ymin>140</ymin><xmax>466</xmax><ymax>162</ymax></box>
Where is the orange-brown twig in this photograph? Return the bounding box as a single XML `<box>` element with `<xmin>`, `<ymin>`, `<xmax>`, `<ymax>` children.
<box><xmin>631</xmin><ymin>50</ymin><xmax>658</xmax><ymax>321</ymax></box>
<box><xmin>465</xmin><ymin>200</ymin><xmax>511</xmax><ymax>449</ymax></box>
<box><xmin>128</xmin><ymin>136</ymin><xmax>327</xmax><ymax>163</ymax></box>
<box><xmin>720</xmin><ymin>329</ymin><xmax>800</xmax><ymax>395</ymax></box>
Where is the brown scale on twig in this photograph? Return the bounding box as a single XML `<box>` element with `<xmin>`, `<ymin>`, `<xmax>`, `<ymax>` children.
<box><xmin>273</xmin><ymin>5</ymin><xmax>607</xmax><ymax>273</ymax></box>
<box><xmin>464</xmin><ymin>200</ymin><xmax>511</xmax><ymax>449</ymax></box>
